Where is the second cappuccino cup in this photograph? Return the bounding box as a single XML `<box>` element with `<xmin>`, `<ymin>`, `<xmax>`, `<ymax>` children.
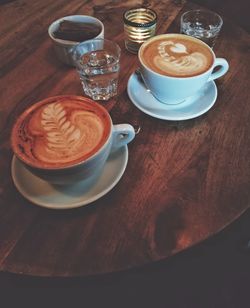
<box><xmin>11</xmin><ymin>95</ymin><xmax>135</xmax><ymax>185</ymax></box>
<box><xmin>138</xmin><ymin>33</ymin><xmax>229</xmax><ymax>105</ymax></box>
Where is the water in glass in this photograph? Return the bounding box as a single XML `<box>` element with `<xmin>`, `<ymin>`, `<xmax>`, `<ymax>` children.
<box><xmin>78</xmin><ymin>49</ymin><xmax>119</xmax><ymax>101</ymax></box>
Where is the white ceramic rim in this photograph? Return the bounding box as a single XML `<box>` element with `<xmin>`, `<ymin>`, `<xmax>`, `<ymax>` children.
<box><xmin>11</xmin><ymin>146</ymin><xmax>128</xmax><ymax>209</ymax></box>
<box><xmin>48</xmin><ymin>15</ymin><xmax>104</xmax><ymax>45</ymax></box>
<box><xmin>127</xmin><ymin>72</ymin><xmax>218</xmax><ymax>120</ymax></box>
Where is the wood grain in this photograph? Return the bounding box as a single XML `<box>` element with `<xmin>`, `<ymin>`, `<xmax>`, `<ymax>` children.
<box><xmin>0</xmin><ymin>0</ymin><xmax>249</xmax><ymax>277</ymax></box>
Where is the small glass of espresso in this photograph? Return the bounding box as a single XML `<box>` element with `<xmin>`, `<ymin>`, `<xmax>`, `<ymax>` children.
<box><xmin>180</xmin><ymin>9</ymin><xmax>223</xmax><ymax>48</ymax></box>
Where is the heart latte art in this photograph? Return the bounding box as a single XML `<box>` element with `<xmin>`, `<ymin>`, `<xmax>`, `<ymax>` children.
<box><xmin>140</xmin><ymin>35</ymin><xmax>214</xmax><ymax>77</ymax></box>
<box><xmin>11</xmin><ymin>96</ymin><xmax>111</xmax><ymax>169</ymax></box>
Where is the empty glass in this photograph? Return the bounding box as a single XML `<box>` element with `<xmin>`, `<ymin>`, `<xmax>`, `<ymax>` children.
<box><xmin>180</xmin><ymin>9</ymin><xmax>223</xmax><ymax>48</ymax></box>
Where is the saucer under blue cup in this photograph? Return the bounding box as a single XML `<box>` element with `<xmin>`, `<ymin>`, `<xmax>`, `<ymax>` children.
<box><xmin>127</xmin><ymin>71</ymin><xmax>217</xmax><ymax>121</ymax></box>
<box><xmin>11</xmin><ymin>146</ymin><xmax>128</xmax><ymax>210</ymax></box>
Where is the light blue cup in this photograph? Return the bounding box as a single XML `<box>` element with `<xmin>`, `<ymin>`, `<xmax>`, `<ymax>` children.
<box><xmin>139</xmin><ymin>33</ymin><xmax>229</xmax><ymax>105</ymax></box>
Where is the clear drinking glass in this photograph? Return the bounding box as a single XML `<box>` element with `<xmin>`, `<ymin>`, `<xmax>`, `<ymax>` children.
<box><xmin>72</xmin><ymin>39</ymin><xmax>121</xmax><ymax>101</ymax></box>
<box><xmin>180</xmin><ymin>9</ymin><xmax>223</xmax><ymax>48</ymax></box>
<box><xmin>123</xmin><ymin>7</ymin><xmax>157</xmax><ymax>54</ymax></box>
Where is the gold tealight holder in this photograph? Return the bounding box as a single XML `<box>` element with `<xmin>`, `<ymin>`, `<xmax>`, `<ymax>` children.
<box><xmin>123</xmin><ymin>7</ymin><xmax>157</xmax><ymax>54</ymax></box>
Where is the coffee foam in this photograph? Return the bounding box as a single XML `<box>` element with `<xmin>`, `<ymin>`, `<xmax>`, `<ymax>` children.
<box><xmin>141</xmin><ymin>35</ymin><xmax>214</xmax><ymax>77</ymax></box>
<box><xmin>11</xmin><ymin>96</ymin><xmax>111</xmax><ymax>169</ymax></box>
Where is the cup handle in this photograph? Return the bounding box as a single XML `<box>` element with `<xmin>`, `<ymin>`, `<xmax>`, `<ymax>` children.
<box><xmin>208</xmin><ymin>58</ymin><xmax>229</xmax><ymax>81</ymax></box>
<box><xmin>111</xmin><ymin>124</ymin><xmax>135</xmax><ymax>150</ymax></box>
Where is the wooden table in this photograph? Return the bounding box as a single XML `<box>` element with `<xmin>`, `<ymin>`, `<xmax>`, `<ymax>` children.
<box><xmin>0</xmin><ymin>0</ymin><xmax>249</xmax><ymax>277</ymax></box>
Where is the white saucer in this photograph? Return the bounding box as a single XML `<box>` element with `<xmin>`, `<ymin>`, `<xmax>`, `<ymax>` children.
<box><xmin>11</xmin><ymin>146</ymin><xmax>128</xmax><ymax>210</ymax></box>
<box><xmin>127</xmin><ymin>72</ymin><xmax>217</xmax><ymax>121</ymax></box>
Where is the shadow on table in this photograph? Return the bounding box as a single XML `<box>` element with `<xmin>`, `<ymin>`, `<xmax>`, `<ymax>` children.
<box><xmin>1</xmin><ymin>208</ymin><xmax>250</xmax><ymax>308</ymax></box>
<box><xmin>191</xmin><ymin>0</ymin><xmax>250</xmax><ymax>33</ymax></box>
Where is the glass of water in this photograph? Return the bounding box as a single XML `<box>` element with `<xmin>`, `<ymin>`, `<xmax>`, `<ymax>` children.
<box><xmin>72</xmin><ymin>39</ymin><xmax>121</xmax><ymax>101</ymax></box>
<box><xmin>180</xmin><ymin>9</ymin><xmax>223</xmax><ymax>48</ymax></box>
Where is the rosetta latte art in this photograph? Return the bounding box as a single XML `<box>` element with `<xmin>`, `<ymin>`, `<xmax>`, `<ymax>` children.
<box><xmin>34</xmin><ymin>102</ymin><xmax>104</xmax><ymax>164</ymax></box>
<box><xmin>155</xmin><ymin>41</ymin><xmax>208</xmax><ymax>76</ymax></box>
<box><xmin>11</xmin><ymin>96</ymin><xmax>111</xmax><ymax>169</ymax></box>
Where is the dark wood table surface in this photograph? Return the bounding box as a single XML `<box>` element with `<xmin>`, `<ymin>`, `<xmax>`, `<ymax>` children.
<box><xmin>0</xmin><ymin>0</ymin><xmax>250</xmax><ymax>301</ymax></box>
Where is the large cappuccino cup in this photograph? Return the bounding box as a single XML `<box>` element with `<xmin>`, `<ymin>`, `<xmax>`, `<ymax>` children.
<box><xmin>11</xmin><ymin>96</ymin><xmax>135</xmax><ymax>185</ymax></box>
<box><xmin>139</xmin><ymin>33</ymin><xmax>229</xmax><ymax>104</ymax></box>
